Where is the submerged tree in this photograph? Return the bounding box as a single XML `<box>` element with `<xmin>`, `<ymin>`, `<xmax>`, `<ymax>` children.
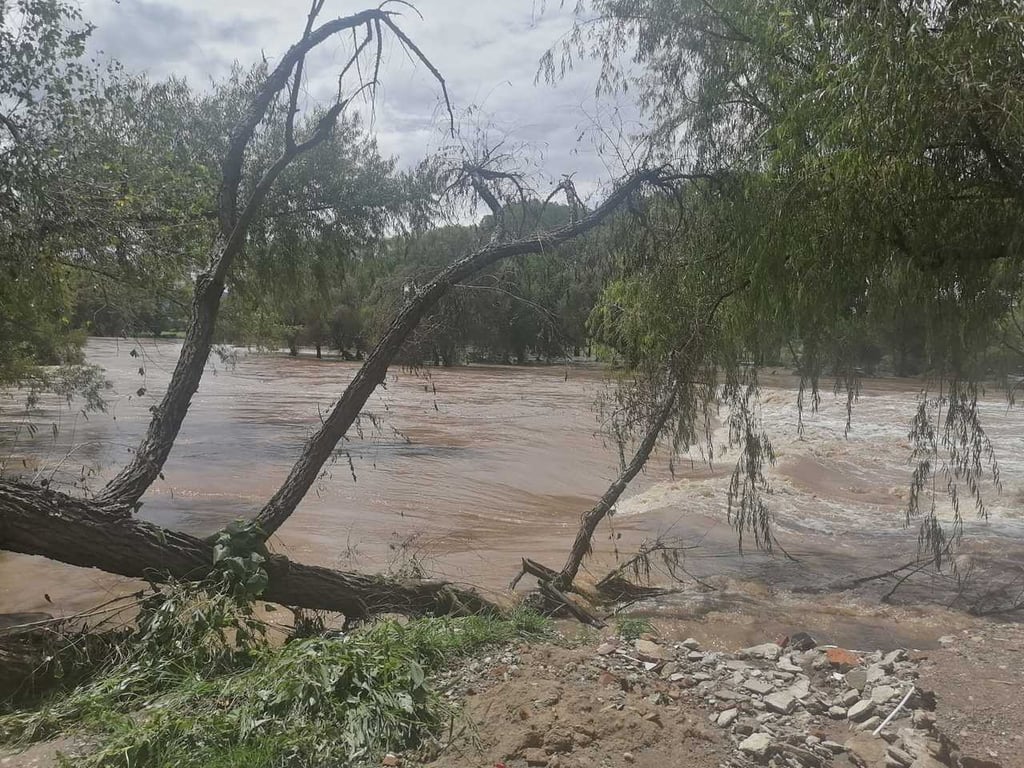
<box><xmin>0</xmin><ymin>1</ymin><xmax>691</xmax><ymax>619</ymax></box>
<box><xmin>533</xmin><ymin>0</ymin><xmax>1023</xmax><ymax>584</ymax></box>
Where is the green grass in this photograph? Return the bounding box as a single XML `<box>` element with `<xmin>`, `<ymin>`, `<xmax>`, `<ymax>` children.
<box><xmin>1</xmin><ymin>597</ymin><xmax>550</xmax><ymax>768</ymax></box>
<box><xmin>614</xmin><ymin>616</ymin><xmax>654</xmax><ymax>641</ymax></box>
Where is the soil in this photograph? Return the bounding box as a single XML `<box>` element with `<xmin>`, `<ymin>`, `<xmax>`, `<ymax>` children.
<box><xmin>431</xmin><ymin>642</ymin><xmax>729</xmax><ymax>768</ymax></box>
<box><xmin>917</xmin><ymin>624</ymin><xmax>1024</xmax><ymax>768</ymax></box>
<box><xmin>2</xmin><ymin>586</ymin><xmax>1022</xmax><ymax>768</ymax></box>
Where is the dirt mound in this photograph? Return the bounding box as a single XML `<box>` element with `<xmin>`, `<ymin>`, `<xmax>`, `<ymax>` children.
<box><xmin>432</xmin><ymin>643</ymin><xmax>728</xmax><ymax>768</ymax></box>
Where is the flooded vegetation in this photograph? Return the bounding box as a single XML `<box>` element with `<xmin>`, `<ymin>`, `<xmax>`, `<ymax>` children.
<box><xmin>4</xmin><ymin>339</ymin><xmax>1023</xmax><ymax>617</ymax></box>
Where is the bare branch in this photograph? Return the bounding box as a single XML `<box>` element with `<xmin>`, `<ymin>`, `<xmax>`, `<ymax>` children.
<box><xmin>99</xmin><ymin>7</ymin><xmax>448</xmax><ymax>506</ymax></box>
<box><xmin>378</xmin><ymin>13</ymin><xmax>455</xmax><ymax>135</ymax></box>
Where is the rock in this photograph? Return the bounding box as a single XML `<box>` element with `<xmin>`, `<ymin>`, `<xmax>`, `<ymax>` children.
<box><xmin>740</xmin><ymin>643</ymin><xmax>783</xmax><ymax>661</ymax></box>
<box><xmin>790</xmin><ymin>631</ymin><xmax>817</xmax><ymax>651</ymax></box>
<box><xmin>596</xmin><ymin>641</ymin><xmax>617</xmax><ymax>656</ymax></box>
<box><xmin>883</xmin><ymin>649</ymin><xmax>907</xmax><ymax>667</ymax></box>
<box><xmin>622</xmin><ymin>752</ymin><xmax>635</xmax><ymax>763</ymax></box>
<box><xmin>573</xmin><ymin>729</ymin><xmax>595</xmax><ymax>747</ymax></box>
<box><xmin>598</xmin><ymin>671</ymin><xmax>620</xmax><ymax>688</ymax></box>
<box><xmin>846</xmin><ymin>669</ymin><xmax>869</xmax><ymax>691</ymax></box>
<box><xmin>866</xmin><ymin>664</ymin><xmax>888</xmax><ymax>684</ymax></box>
<box><xmin>778</xmin><ymin>655</ymin><xmax>803</xmax><ymax>673</ymax></box>
<box><xmin>765</xmin><ymin>692</ymin><xmax>796</xmax><ymax>714</ymax></box>
<box><xmin>744</xmin><ymin>678</ymin><xmax>775</xmax><ymax>695</ymax></box>
<box><xmin>822</xmin><ymin>740</ymin><xmax>847</xmax><ymax>754</ymax></box>
<box><xmin>687</xmin><ymin>651</ymin><xmax>706</xmax><ymax>662</ymax></box>
<box><xmin>846</xmin><ymin>734</ymin><xmax>888</xmax><ymax>766</ymax></box>
<box><xmin>937</xmin><ymin>635</ymin><xmax>957</xmax><ymax>647</ymax></box>
<box><xmin>898</xmin><ymin>728</ymin><xmax>944</xmax><ymax>760</ymax></box>
<box><xmin>848</xmin><ymin>700</ymin><xmax>876</xmax><ymax>722</ymax></box>
<box><xmin>682</xmin><ymin>637</ymin><xmax>701</xmax><ymax>649</ymax></box>
<box><xmin>725</xmin><ymin>659</ymin><xmax>753</xmax><ymax>671</ymax></box>
<box><xmin>841</xmin><ymin>689</ymin><xmax>863</xmax><ymax>707</ymax></box>
<box><xmin>714</xmin><ymin>688</ymin><xmax>748</xmax><ymax>702</ymax></box>
<box><xmin>908</xmin><ymin>756</ymin><xmax>947</xmax><ymax>768</ymax></box>
<box><xmin>872</xmin><ymin>685</ymin><xmax>897</xmax><ymax>704</ymax></box>
<box><xmin>382</xmin><ymin>754</ymin><xmax>401</xmax><ymax>767</ymax></box>
<box><xmin>634</xmin><ymin>639</ymin><xmax>667</xmax><ymax>662</ymax></box>
<box><xmin>735</xmin><ymin>718</ymin><xmax>759</xmax><ymax>736</ymax></box>
<box><xmin>717</xmin><ymin>708</ymin><xmax>739</xmax><ymax>727</ymax></box>
<box><xmin>544</xmin><ymin>728</ymin><xmax>574</xmax><ymax>753</ymax></box>
<box><xmin>829</xmin><ymin>706</ymin><xmax>848</xmax><ymax>719</ymax></box>
<box><xmin>911</xmin><ymin>711</ymin><xmax>936</xmax><ymax>730</ymax></box>
<box><xmin>786</xmin><ymin>677</ymin><xmax>811</xmax><ymax>699</ymax></box>
<box><xmin>522</xmin><ymin>748</ymin><xmax>549</xmax><ymax>766</ymax></box>
<box><xmin>826</xmin><ymin>647</ymin><xmax>863</xmax><ymax>670</ymax></box>
<box><xmin>887</xmin><ymin>745</ymin><xmax>916</xmax><ymax>767</ymax></box>
<box><xmin>855</xmin><ymin>715</ymin><xmax>882</xmax><ymax>732</ymax></box>
<box><xmin>659</xmin><ymin>662</ymin><xmax>679</xmax><ymax>679</ymax></box>
<box><xmin>739</xmin><ymin>733</ymin><xmax>773</xmax><ymax>759</ymax></box>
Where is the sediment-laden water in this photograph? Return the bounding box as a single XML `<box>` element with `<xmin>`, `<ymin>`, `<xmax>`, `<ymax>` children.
<box><xmin>2</xmin><ymin>338</ymin><xmax>1022</xmax><ymax>618</ymax></box>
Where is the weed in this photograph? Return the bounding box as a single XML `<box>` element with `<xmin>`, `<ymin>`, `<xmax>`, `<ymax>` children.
<box><xmin>1</xmin><ymin>579</ymin><xmax>550</xmax><ymax>768</ymax></box>
<box><xmin>614</xmin><ymin>616</ymin><xmax>654</xmax><ymax>641</ymax></box>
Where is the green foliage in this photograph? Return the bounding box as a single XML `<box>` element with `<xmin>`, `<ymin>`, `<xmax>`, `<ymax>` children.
<box><xmin>0</xmin><ymin>571</ymin><xmax>549</xmax><ymax>768</ymax></box>
<box><xmin>613</xmin><ymin>616</ymin><xmax>653</xmax><ymax>641</ymax></box>
<box><xmin>551</xmin><ymin>0</ymin><xmax>1024</xmax><ymax>558</ymax></box>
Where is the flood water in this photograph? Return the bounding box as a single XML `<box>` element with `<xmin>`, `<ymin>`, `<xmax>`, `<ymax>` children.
<box><xmin>2</xmin><ymin>337</ymin><xmax>1023</xmax><ymax>621</ymax></box>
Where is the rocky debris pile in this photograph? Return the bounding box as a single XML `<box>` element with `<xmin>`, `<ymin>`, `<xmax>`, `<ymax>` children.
<box><xmin>588</xmin><ymin>634</ymin><xmax>970</xmax><ymax>768</ymax></box>
<box><xmin>434</xmin><ymin>646</ymin><xmax>524</xmax><ymax>698</ymax></box>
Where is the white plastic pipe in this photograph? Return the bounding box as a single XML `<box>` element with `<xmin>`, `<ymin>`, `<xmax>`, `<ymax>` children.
<box><xmin>873</xmin><ymin>685</ymin><xmax>915</xmax><ymax>736</ymax></box>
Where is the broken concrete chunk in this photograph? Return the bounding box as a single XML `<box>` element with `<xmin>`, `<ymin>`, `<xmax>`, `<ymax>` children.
<box><xmin>740</xmin><ymin>642</ymin><xmax>782</xmax><ymax>660</ymax></box>
<box><xmin>738</xmin><ymin>732</ymin><xmax>773</xmax><ymax>758</ymax></box>
<box><xmin>840</xmin><ymin>689</ymin><xmax>862</xmax><ymax>707</ymax></box>
<box><xmin>765</xmin><ymin>692</ymin><xmax>796</xmax><ymax>714</ymax></box>
<box><xmin>717</xmin><ymin>708</ymin><xmax>739</xmax><ymax>727</ymax></box>
<box><xmin>845</xmin><ymin>668</ymin><xmax>868</xmax><ymax>691</ymax></box>
<box><xmin>634</xmin><ymin>639</ymin><xmax>667</xmax><ymax>661</ymax></box>
<box><xmin>848</xmin><ymin>699</ymin><xmax>876</xmax><ymax>722</ymax></box>
<box><xmin>871</xmin><ymin>684</ymin><xmax>897</xmax><ymax>704</ymax></box>
<box><xmin>744</xmin><ymin>678</ymin><xmax>775</xmax><ymax>695</ymax></box>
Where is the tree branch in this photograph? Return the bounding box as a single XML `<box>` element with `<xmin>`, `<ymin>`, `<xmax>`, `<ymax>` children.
<box><xmin>97</xmin><ymin>7</ymin><xmax>447</xmax><ymax>507</ymax></box>
<box><xmin>254</xmin><ymin>166</ymin><xmax>678</xmax><ymax>537</ymax></box>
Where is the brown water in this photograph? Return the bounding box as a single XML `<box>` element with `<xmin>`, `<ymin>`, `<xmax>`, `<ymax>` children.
<box><xmin>2</xmin><ymin>338</ymin><xmax>1023</xmax><ymax>622</ymax></box>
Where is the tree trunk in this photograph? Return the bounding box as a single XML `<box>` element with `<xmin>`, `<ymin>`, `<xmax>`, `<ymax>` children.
<box><xmin>0</xmin><ymin>480</ymin><xmax>497</xmax><ymax>618</ymax></box>
<box><xmin>254</xmin><ymin>168</ymin><xmax>664</xmax><ymax>538</ymax></box>
<box><xmin>555</xmin><ymin>385</ymin><xmax>678</xmax><ymax>589</ymax></box>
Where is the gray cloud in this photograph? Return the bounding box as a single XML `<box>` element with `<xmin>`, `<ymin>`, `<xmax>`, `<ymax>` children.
<box><xmin>82</xmin><ymin>0</ymin><xmax>645</xmax><ymax>194</ymax></box>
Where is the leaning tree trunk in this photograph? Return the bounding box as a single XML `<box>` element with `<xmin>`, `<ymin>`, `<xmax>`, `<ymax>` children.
<box><xmin>554</xmin><ymin>385</ymin><xmax>678</xmax><ymax>590</ymax></box>
<box><xmin>0</xmin><ymin>480</ymin><xmax>496</xmax><ymax>618</ymax></box>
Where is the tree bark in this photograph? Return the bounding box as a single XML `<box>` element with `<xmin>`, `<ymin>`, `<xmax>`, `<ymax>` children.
<box><xmin>95</xmin><ymin>9</ymin><xmax>395</xmax><ymax>509</ymax></box>
<box><xmin>255</xmin><ymin>168</ymin><xmax>665</xmax><ymax>537</ymax></box>
<box><xmin>554</xmin><ymin>385</ymin><xmax>678</xmax><ymax>589</ymax></box>
<box><xmin>0</xmin><ymin>480</ymin><xmax>497</xmax><ymax>618</ymax></box>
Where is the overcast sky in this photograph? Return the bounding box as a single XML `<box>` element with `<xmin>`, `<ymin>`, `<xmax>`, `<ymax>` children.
<box><xmin>81</xmin><ymin>0</ymin><xmax>644</xmax><ymax>198</ymax></box>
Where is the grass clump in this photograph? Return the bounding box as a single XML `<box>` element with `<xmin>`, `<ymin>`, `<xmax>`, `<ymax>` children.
<box><xmin>614</xmin><ymin>616</ymin><xmax>654</xmax><ymax>641</ymax></box>
<box><xmin>0</xmin><ymin>572</ymin><xmax>549</xmax><ymax>768</ymax></box>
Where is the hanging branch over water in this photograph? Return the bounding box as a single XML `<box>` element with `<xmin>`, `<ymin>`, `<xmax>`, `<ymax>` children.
<box><xmin>0</xmin><ymin>1</ymin><xmax>700</xmax><ymax>622</ymax></box>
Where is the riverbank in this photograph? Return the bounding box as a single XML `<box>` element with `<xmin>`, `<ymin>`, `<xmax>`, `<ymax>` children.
<box><xmin>2</xmin><ymin>595</ymin><xmax>1020</xmax><ymax>768</ymax></box>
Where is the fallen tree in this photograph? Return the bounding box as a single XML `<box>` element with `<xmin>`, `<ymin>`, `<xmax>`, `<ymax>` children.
<box><xmin>0</xmin><ymin>1</ymin><xmax>691</xmax><ymax>621</ymax></box>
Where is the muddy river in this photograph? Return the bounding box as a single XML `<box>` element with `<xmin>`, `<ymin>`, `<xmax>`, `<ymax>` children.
<box><xmin>2</xmin><ymin>338</ymin><xmax>1023</xmax><ymax>621</ymax></box>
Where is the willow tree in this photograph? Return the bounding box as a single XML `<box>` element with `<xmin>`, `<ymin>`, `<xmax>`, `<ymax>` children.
<box><xmin>1</xmin><ymin>1</ymin><xmax>690</xmax><ymax>619</ymax></box>
<box><xmin>536</xmin><ymin>0</ymin><xmax>1023</xmax><ymax>589</ymax></box>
